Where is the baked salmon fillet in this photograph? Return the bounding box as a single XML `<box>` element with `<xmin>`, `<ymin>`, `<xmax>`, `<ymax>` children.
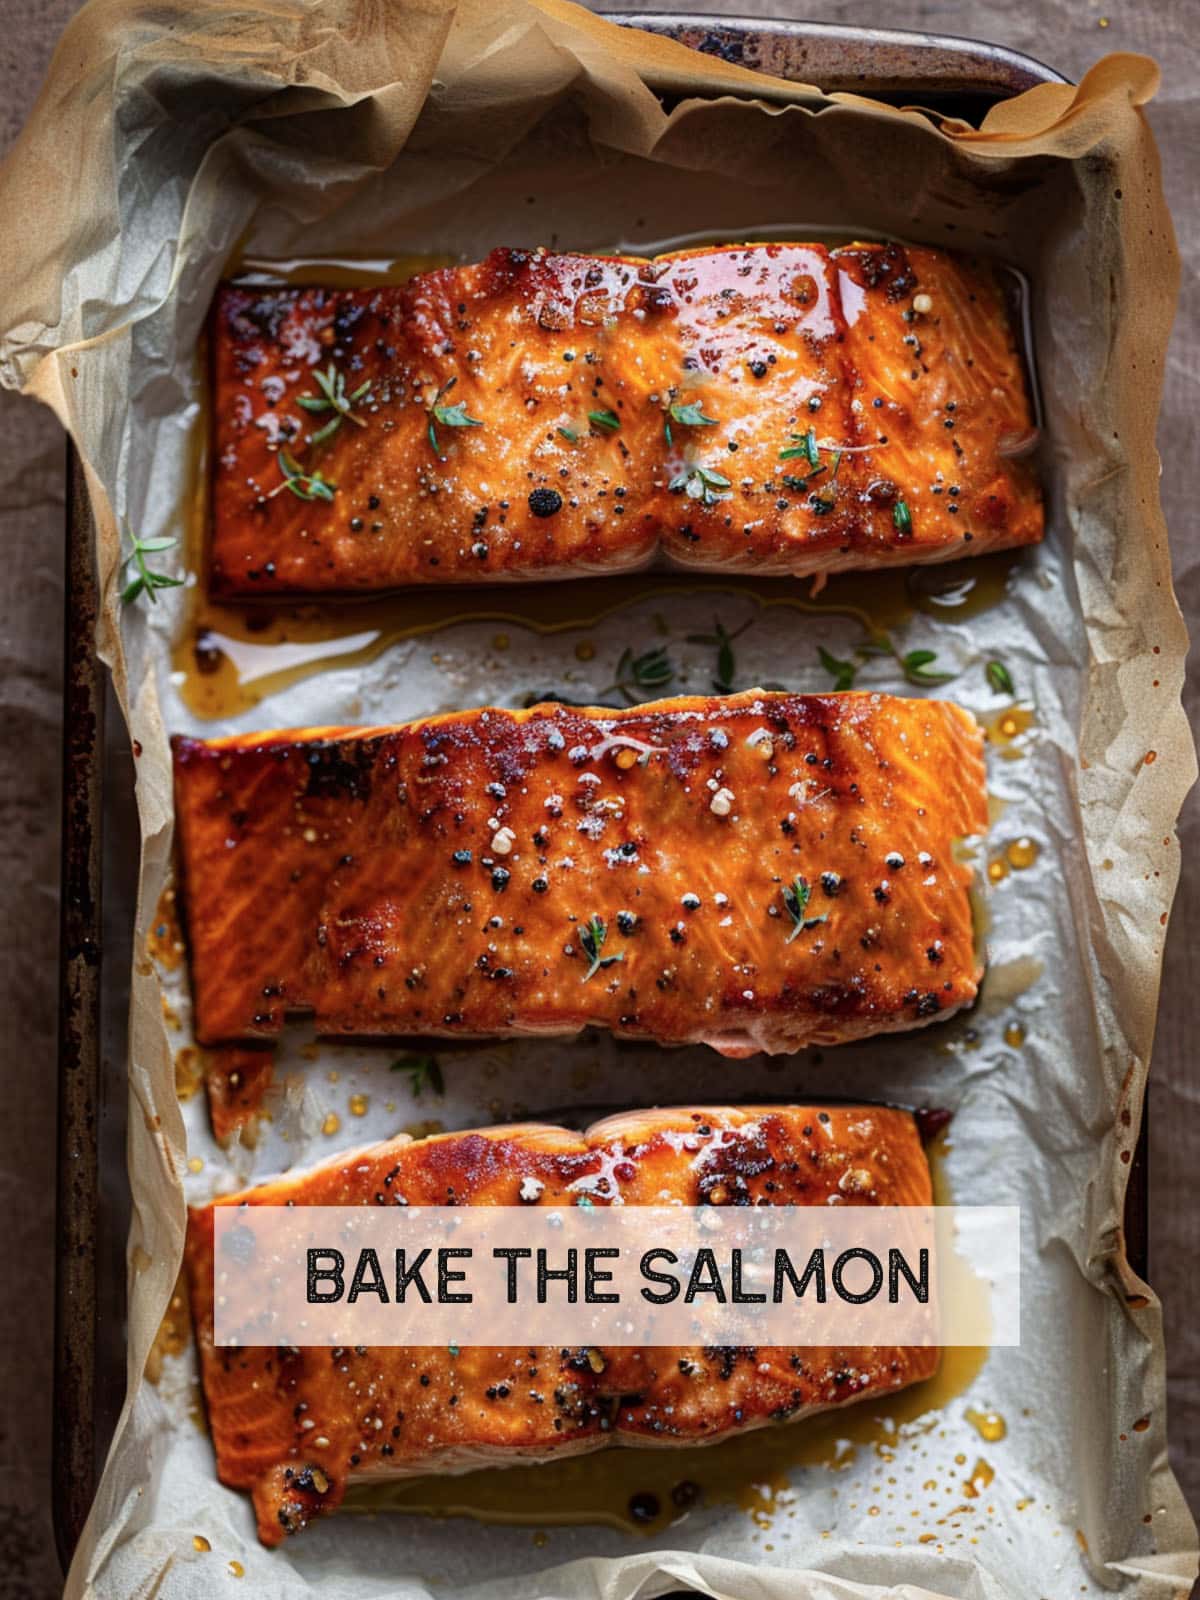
<box><xmin>208</xmin><ymin>242</ymin><xmax>1041</xmax><ymax>595</ymax></box>
<box><xmin>185</xmin><ymin>1103</ymin><xmax>938</xmax><ymax>1544</ymax></box>
<box><xmin>172</xmin><ymin>690</ymin><xmax>987</xmax><ymax>1052</ymax></box>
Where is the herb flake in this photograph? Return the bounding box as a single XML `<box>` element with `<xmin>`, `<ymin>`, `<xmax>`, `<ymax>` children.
<box><xmin>272</xmin><ymin>450</ymin><xmax>336</xmax><ymax>503</ymax></box>
<box><xmin>818</xmin><ymin>646</ymin><xmax>857</xmax><ymax>692</ymax></box>
<box><xmin>986</xmin><ymin>659</ymin><xmax>1015</xmax><ymax>696</ymax></box>
<box><xmin>120</xmin><ymin>529</ymin><xmax>183</xmax><ymax>605</ymax></box>
<box><xmin>579</xmin><ymin>914</ymin><xmax>625</xmax><ymax>982</ymax></box>
<box><xmin>782</xmin><ymin>876</ymin><xmax>828</xmax><ymax>944</ymax></box>
<box><xmin>427</xmin><ymin>377</ymin><xmax>483</xmax><ymax>455</ymax></box>
<box><xmin>391</xmin><ymin>1055</ymin><xmax>445</xmax><ymax>1098</ymax></box>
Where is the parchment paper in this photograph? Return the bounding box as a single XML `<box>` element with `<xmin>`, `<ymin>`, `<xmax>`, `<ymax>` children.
<box><xmin>0</xmin><ymin>2</ymin><xmax>1194</xmax><ymax>1595</ymax></box>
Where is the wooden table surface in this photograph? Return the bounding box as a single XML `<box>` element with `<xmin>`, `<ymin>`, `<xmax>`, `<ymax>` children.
<box><xmin>0</xmin><ymin>0</ymin><xmax>1193</xmax><ymax>1592</ymax></box>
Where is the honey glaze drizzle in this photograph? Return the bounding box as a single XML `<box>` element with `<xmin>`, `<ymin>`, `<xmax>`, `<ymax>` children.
<box><xmin>342</xmin><ymin>1129</ymin><xmax>990</xmax><ymax>1536</ymax></box>
<box><xmin>174</xmin><ymin>247</ymin><xmax>1026</xmax><ymax>720</ymax></box>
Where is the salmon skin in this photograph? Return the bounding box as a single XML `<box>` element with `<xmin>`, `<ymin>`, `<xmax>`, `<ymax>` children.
<box><xmin>185</xmin><ymin>1103</ymin><xmax>938</xmax><ymax>1545</ymax></box>
<box><xmin>172</xmin><ymin>690</ymin><xmax>987</xmax><ymax>1053</ymax></box>
<box><xmin>208</xmin><ymin>243</ymin><xmax>1041</xmax><ymax>596</ymax></box>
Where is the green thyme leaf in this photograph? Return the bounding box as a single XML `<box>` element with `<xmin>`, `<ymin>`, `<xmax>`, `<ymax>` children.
<box><xmin>579</xmin><ymin>913</ymin><xmax>625</xmax><ymax>982</ymax></box>
<box><xmin>893</xmin><ymin>499</ymin><xmax>913</xmax><ymax>535</ymax></box>
<box><xmin>986</xmin><ymin>659</ymin><xmax>1015</xmax><ymax>696</ymax></box>
<box><xmin>669</xmin><ymin>463</ymin><xmax>731</xmax><ymax>507</ymax></box>
<box><xmin>589</xmin><ymin>409</ymin><xmax>621</xmax><ymax>432</ymax></box>
<box><xmin>391</xmin><ymin>1055</ymin><xmax>445</xmax><ymax>1098</ymax></box>
<box><xmin>558</xmin><ymin>426</ymin><xmax>580</xmax><ymax>443</ymax></box>
<box><xmin>902</xmin><ymin>648</ymin><xmax>954</xmax><ymax>687</ymax></box>
<box><xmin>818</xmin><ymin>646</ymin><xmax>857</xmax><ymax>692</ymax></box>
<box><xmin>782</xmin><ymin>876</ymin><xmax>828</xmax><ymax>944</ymax></box>
<box><xmin>427</xmin><ymin>377</ymin><xmax>482</xmax><ymax>455</ymax></box>
<box><xmin>435</xmin><ymin>402</ymin><xmax>482</xmax><ymax>428</ymax></box>
<box><xmin>669</xmin><ymin>401</ymin><xmax>717</xmax><ymax>428</ymax></box>
<box><xmin>779</xmin><ymin>427</ymin><xmax>822</xmax><ymax>467</ymax></box>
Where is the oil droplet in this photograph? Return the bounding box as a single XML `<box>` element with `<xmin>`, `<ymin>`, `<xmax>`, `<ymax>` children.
<box><xmin>187</xmin><ymin>1156</ymin><xmax>204</xmax><ymax>1174</ymax></box>
<box><xmin>966</xmin><ymin>1407</ymin><xmax>1007</xmax><ymax>1442</ymax></box>
<box><xmin>192</xmin><ymin>1535</ymin><xmax>210</xmax><ymax>1553</ymax></box>
<box><xmin>327</xmin><ymin>1069</ymin><xmax>340</xmax><ymax>1084</ymax></box>
<box><xmin>145</xmin><ymin>1276</ymin><xmax>190</xmax><ymax>1384</ymax></box>
<box><xmin>954</xmin><ymin>1453</ymin><xmax>967</xmax><ymax>1466</ymax></box>
<box><xmin>1144</xmin><ymin>750</ymin><xmax>1157</xmax><ymax>766</ymax></box>
<box><xmin>1132</xmin><ymin>1415</ymin><xmax>1151</xmax><ymax>1432</ymax></box>
<box><xmin>492</xmin><ymin>633</ymin><xmax>510</xmax><ymax>651</ymax></box>
<box><xmin>1002</xmin><ymin>1023</ymin><xmax>1026</xmax><ymax>1049</ymax></box>
<box><xmin>175</xmin><ymin>1046</ymin><xmax>203</xmax><ymax>1102</ymax></box>
<box><xmin>322</xmin><ymin>1112</ymin><xmax>341</xmax><ymax>1136</ymax></box>
<box><xmin>1016</xmin><ymin>1496</ymin><xmax>1033</xmax><ymax>1510</ymax></box>
<box><xmin>229</xmin><ymin>1559</ymin><xmax>245</xmax><ymax>1578</ymax></box>
<box><xmin>963</xmin><ymin>1458</ymin><xmax>995</xmax><ymax>1497</ymax></box>
<box><xmin>987</xmin><ymin>858</ymin><xmax>1009</xmax><ymax>884</ymax></box>
<box><xmin>983</xmin><ymin>705</ymin><xmax>1035</xmax><ymax>746</ymax></box>
<box><xmin>532</xmin><ymin>1530</ymin><xmax>548</xmax><ymax>1548</ymax></box>
<box><xmin>1006</xmin><ymin>837</ymin><xmax>1039</xmax><ymax>870</ymax></box>
<box><xmin>349</xmin><ymin>1094</ymin><xmax>369</xmax><ymax>1117</ymax></box>
<box><xmin>575</xmin><ymin>640</ymin><xmax>596</xmax><ymax>661</ymax></box>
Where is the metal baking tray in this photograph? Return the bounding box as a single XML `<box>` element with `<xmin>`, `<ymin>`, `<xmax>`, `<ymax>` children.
<box><xmin>53</xmin><ymin>15</ymin><xmax>1148</xmax><ymax>1574</ymax></box>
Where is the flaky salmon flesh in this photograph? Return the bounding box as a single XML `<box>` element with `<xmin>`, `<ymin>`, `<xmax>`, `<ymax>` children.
<box><xmin>209</xmin><ymin>242</ymin><xmax>1041</xmax><ymax>595</ymax></box>
<box><xmin>185</xmin><ymin>1103</ymin><xmax>937</xmax><ymax>1545</ymax></box>
<box><xmin>172</xmin><ymin>691</ymin><xmax>988</xmax><ymax>1054</ymax></box>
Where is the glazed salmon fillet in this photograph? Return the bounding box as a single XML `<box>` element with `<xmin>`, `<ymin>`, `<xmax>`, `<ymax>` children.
<box><xmin>172</xmin><ymin>691</ymin><xmax>987</xmax><ymax>1053</ymax></box>
<box><xmin>208</xmin><ymin>243</ymin><xmax>1041</xmax><ymax>595</ymax></box>
<box><xmin>185</xmin><ymin>1104</ymin><xmax>938</xmax><ymax>1544</ymax></box>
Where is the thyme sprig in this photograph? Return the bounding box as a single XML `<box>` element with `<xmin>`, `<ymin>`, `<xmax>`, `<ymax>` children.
<box><xmin>391</xmin><ymin>1055</ymin><xmax>445</xmax><ymax>1098</ymax></box>
<box><xmin>816</xmin><ymin>630</ymin><xmax>956</xmax><ymax>691</ymax></box>
<box><xmin>427</xmin><ymin>377</ymin><xmax>483</xmax><ymax>456</ymax></box>
<box><xmin>120</xmin><ymin>529</ymin><xmax>184</xmax><ymax>605</ymax></box>
<box><xmin>579</xmin><ymin>914</ymin><xmax>625</xmax><ymax>982</ymax></box>
<box><xmin>296</xmin><ymin>362</ymin><xmax>373</xmax><ymax>444</ymax></box>
<box><xmin>669</xmin><ymin>462</ymin><xmax>731</xmax><ymax>507</ymax></box>
<box><xmin>271</xmin><ymin>450</ymin><xmax>336</xmax><ymax>502</ymax></box>
<box><xmin>782</xmin><ymin>876</ymin><xmax>828</xmax><ymax>944</ymax></box>
<box><xmin>687</xmin><ymin>617</ymin><xmax>751</xmax><ymax>695</ymax></box>
<box><xmin>604</xmin><ymin>644</ymin><xmax>675</xmax><ymax>704</ymax></box>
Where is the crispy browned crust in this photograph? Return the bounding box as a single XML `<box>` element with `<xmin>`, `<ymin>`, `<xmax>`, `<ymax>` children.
<box><xmin>209</xmin><ymin>243</ymin><xmax>1041</xmax><ymax>595</ymax></box>
<box><xmin>171</xmin><ymin>691</ymin><xmax>987</xmax><ymax>1053</ymax></box>
<box><xmin>185</xmin><ymin>1103</ymin><xmax>938</xmax><ymax>1545</ymax></box>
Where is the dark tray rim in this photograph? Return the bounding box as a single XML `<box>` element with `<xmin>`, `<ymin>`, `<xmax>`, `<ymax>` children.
<box><xmin>55</xmin><ymin>12</ymin><xmax>1143</xmax><ymax>1577</ymax></box>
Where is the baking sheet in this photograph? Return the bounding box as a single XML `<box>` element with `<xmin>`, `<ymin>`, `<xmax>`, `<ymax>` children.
<box><xmin>0</xmin><ymin>1</ymin><xmax>1194</xmax><ymax>1595</ymax></box>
